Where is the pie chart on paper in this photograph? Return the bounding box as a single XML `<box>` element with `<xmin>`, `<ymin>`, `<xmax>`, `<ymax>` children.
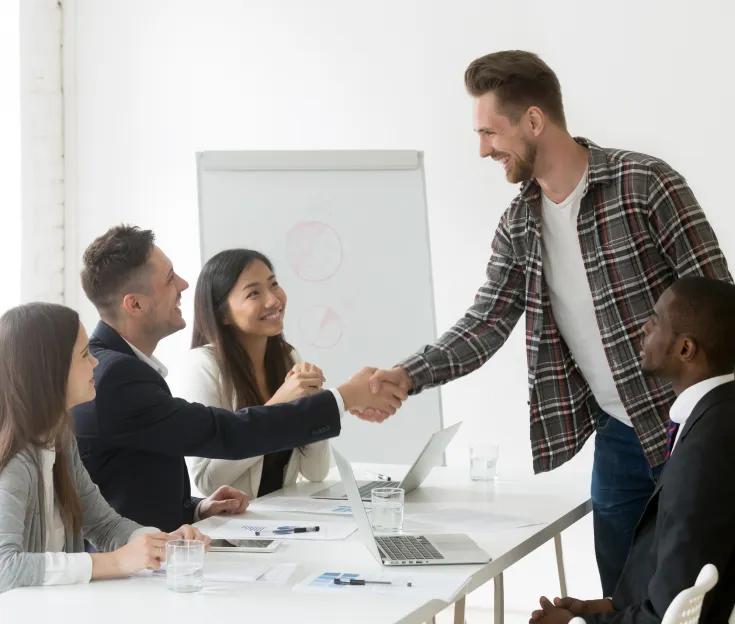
<box><xmin>286</xmin><ymin>221</ymin><xmax>343</xmax><ymax>282</ymax></box>
<box><xmin>299</xmin><ymin>305</ymin><xmax>344</xmax><ymax>349</ymax></box>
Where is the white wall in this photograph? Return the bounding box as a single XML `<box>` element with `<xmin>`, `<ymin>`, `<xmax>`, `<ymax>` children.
<box><xmin>19</xmin><ymin>0</ymin><xmax>65</xmax><ymax>304</ymax></box>
<box><xmin>0</xmin><ymin>0</ymin><xmax>21</xmax><ymax>313</ymax></box>
<box><xmin>65</xmin><ymin>0</ymin><xmax>735</xmax><ymax>478</ymax></box>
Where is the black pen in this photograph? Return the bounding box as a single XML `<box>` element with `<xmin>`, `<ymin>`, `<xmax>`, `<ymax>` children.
<box><xmin>333</xmin><ymin>578</ymin><xmax>413</xmax><ymax>587</ymax></box>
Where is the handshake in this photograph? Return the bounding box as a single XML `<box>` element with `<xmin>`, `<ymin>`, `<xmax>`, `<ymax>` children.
<box><xmin>338</xmin><ymin>366</ymin><xmax>414</xmax><ymax>423</ymax></box>
<box><xmin>278</xmin><ymin>361</ymin><xmax>413</xmax><ymax>424</ymax></box>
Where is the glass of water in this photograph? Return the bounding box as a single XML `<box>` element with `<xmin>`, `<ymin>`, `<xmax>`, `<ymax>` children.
<box><xmin>469</xmin><ymin>444</ymin><xmax>500</xmax><ymax>481</ymax></box>
<box><xmin>371</xmin><ymin>487</ymin><xmax>405</xmax><ymax>533</ymax></box>
<box><xmin>166</xmin><ymin>539</ymin><xmax>205</xmax><ymax>593</ymax></box>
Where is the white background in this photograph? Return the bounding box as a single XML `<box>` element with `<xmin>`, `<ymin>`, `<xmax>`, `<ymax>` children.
<box><xmin>0</xmin><ymin>0</ymin><xmax>21</xmax><ymax>311</ymax></box>
<box><xmin>23</xmin><ymin>0</ymin><xmax>735</xmax><ymax>617</ymax></box>
<box><xmin>65</xmin><ymin>0</ymin><xmax>735</xmax><ymax>481</ymax></box>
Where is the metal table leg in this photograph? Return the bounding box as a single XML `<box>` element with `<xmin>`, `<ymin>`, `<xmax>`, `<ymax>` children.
<box><xmin>453</xmin><ymin>596</ymin><xmax>466</xmax><ymax>624</ymax></box>
<box><xmin>554</xmin><ymin>533</ymin><xmax>568</xmax><ymax>597</ymax></box>
<box><xmin>494</xmin><ymin>572</ymin><xmax>504</xmax><ymax>624</ymax></box>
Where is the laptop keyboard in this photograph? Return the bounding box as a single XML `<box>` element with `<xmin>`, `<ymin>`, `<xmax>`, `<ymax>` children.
<box><xmin>358</xmin><ymin>480</ymin><xmax>400</xmax><ymax>498</ymax></box>
<box><xmin>376</xmin><ymin>535</ymin><xmax>444</xmax><ymax>561</ymax></box>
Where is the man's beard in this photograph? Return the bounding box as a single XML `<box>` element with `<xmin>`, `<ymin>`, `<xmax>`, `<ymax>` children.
<box><xmin>507</xmin><ymin>140</ymin><xmax>536</xmax><ymax>183</ymax></box>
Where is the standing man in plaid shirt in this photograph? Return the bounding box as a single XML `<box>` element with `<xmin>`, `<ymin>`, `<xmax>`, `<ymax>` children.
<box><xmin>359</xmin><ymin>50</ymin><xmax>732</xmax><ymax>595</ymax></box>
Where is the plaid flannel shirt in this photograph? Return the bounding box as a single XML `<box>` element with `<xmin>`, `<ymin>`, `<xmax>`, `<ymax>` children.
<box><xmin>402</xmin><ymin>138</ymin><xmax>732</xmax><ymax>473</ymax></box>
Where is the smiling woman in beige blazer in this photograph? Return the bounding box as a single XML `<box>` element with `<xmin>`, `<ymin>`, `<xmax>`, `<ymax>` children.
<box><xmin>169</xmin><ymin>249</ymin><xmax>330</xmax><ymax>499</ymax></box>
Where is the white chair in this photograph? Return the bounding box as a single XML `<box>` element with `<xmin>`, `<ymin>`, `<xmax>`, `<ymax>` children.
<box><xmin>569</xmin><ymin>563</ymin><xmax>718</xmax><ymax>624</ymax></box>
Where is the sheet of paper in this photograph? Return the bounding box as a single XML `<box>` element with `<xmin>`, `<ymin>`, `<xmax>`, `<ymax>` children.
<box><xmin>197</xmin><ymin>515</ymin><xmax>356</xmax><ymax>541</ymax></box>
<box><xmin>249</xmin><ymin>496</ymin><xmax>365</xmax><ymax>516</ymax></box>
<box><xmin>293</xmin><ymin>570</ymin><xmax>470</xmax><ymax>604</ymax></box>
<box><xmin>142</xmin><ymin>561</ymin><xmax>298</xmax><ymax>586</ymax></box>
<box><xmin>204</xmin><ymin>559</ymin><xmax>271</xmax><ymax>582</ymax></box>
<box><xmin>258</xmin><ymin>562</ymin><xmax>299</xmax><ymax>586</ymax></box>
<box><xmin>404</xmin><ymin>506</ymin><xmax>542</xmax><ymax>533</ymax></box>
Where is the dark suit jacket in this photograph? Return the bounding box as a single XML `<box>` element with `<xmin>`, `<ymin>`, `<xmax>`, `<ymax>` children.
<box><xmin>587</xmin><ymin>381</ymin><xmax>735</xmax><ymax>623</ymax></box>
<box><xmin>73</xmin><ymin>321</ymin><xmax>341</xmax><ymax>532</ymax></box>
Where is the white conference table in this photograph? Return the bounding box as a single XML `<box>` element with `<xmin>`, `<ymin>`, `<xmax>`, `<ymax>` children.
<box><xmin>1</xmin><ymin>463</ymin><xmax>591</xmax><ymax>624</ymax></box>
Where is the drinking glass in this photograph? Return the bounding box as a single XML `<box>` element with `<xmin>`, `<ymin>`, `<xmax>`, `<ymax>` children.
<box><xmin>469</xmin><ymin>444</ymin><xmax>500</xmax><ymax>481</ymax></box>
<box><xmin>370</xmin><ymin>487</ymin><xmax>405</xmax><ymax>533</ymax></box>
<box><xmin>166</xmin><ymin>539</ymin><xmax>205</xmax><ymax>592</ymax></box>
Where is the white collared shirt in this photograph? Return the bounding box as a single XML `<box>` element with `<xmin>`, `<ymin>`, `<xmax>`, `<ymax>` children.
<box><xmin>123</xmin><ymin>339</ymin><xmax>169</xmax><ymax>378</ymax></box>
<box><xmin>669</xmin><ymin>373</ymin><xmax>735</xmax><ymax>452</ymax></box>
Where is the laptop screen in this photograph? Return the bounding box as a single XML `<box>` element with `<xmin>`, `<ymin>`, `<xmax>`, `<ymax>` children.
<box><xmin>332</xmin><ymin>448</ymin><xmax>383</xmax><ymax>562</ymax></box>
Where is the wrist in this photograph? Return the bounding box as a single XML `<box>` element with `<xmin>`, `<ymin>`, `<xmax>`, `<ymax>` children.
<box><xmin>394</xmin><ymin>366</ymin><xmax>413</xmax><ymax>391</ymax></box>
<box><xmin>91</xmin><ymin>551</ymin><xmax>124</xmax><ymax>580</ymax></box>
<box><xmin>586</xmin><ymin>599</ymin><xmax>614</xmax><ymax>614</ymax></box>
<box><xmin>337</xmin><ymin>382</ymin><xmax>357</xmax><ymax>411</ymax></box>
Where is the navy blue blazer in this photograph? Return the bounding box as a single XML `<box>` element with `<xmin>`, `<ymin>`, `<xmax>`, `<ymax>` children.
<box><xmin>586</xmin><ymin>381</ymin><xmax>735</xmax><ymax>623</ymax></box>
<box><xmin>73</xmin><ymin>321</ymin><xmax>341</xmax><ymax>532</ymax></box>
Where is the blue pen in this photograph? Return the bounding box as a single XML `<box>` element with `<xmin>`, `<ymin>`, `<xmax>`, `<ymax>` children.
<box><xmin>254</xmin><ymin>525</ymin><xmax>320</xmax><ymax>536</ymax></box>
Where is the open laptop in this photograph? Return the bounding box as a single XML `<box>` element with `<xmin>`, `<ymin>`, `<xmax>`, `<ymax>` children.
<box><xmin>312</xmin><ymin>422</ymin><xmax>461</xmax><ymax>501</ymax></box>
<box><xmin>333</xmin><ymin>448</ymin><xmax>490</xmax><ymax>566</ymax></box>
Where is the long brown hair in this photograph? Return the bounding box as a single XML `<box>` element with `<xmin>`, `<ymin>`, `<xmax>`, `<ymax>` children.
<box><xmin>0</xmin><ymin>303</ymin><xmax>83</xmax><ymax>533</ymax></box>
<box><xmin>191</xmin><ymin>249</ymin><xmax>294</xmax><ymax>409</ymax></box>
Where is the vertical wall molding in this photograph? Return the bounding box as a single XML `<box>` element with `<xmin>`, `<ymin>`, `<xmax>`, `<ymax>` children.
<box><xmin>19</xmin><ymin>0</ymin><xmax>65</xmax><ymax>303</ymax></box>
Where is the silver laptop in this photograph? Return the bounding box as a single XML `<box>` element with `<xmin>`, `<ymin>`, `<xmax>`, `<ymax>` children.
<box><xmin>312</xmin><ymin>422</ymin><xmax>461</xmax><ymax>501</ymax></box>
<box><xmin>333</xmin><ymin>448</ymin><xmax>490</xmax><ymax>566</ymax></box>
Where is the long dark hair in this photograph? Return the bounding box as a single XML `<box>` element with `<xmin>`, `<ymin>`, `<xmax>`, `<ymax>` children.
<box><xmin>191</xmin><ymin>249</ymin><xmax>294</xmax><ymax>409</ymax></box>
<box><xmin>0</xmin><ymin>303</ymin><xmax>83</xmax><ymax>533</ymax></box>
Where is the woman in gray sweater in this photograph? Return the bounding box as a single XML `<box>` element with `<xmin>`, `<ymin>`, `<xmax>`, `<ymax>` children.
<box><xmin>0</xmin><ymin>303</ymin><xmax>208</xmax><ymax>593</ymax></box>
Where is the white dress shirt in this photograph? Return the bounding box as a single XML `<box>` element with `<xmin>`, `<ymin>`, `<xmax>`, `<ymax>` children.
<box><xmin>668</xmin><ymin>373</ymin><xmax>734</xmax><ymax>452</ymax></box>
<box><xmin>123</xmin><ymin>339</ymin><xmax>169</xmax><ymax>378</ymax></box>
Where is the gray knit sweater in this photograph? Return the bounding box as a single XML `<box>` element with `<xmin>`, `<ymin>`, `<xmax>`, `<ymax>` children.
<box><xmin>0</xmin><ymin>438</ymin><xmax>141</xmax><ymax>593</ymax></box>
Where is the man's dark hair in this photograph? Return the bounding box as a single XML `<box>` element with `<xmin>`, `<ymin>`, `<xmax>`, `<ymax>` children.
<box><xmin>80</xmin><ymin>225</ymin><xmax>155</xmax><ymax>316</ymax></box>
<box><xmin>464</xmin><ymin>50</ymin><xmax>566</xmax><ymax>129</ymax></box>
<box><xmin>669</xmin><ymin>277</ymin><xmax>735</xmax><ymax>374</ymax></box>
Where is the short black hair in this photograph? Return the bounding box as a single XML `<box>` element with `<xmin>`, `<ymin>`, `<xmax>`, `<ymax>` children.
<box><xmin>668</xmin><ymin>276</ymin><xmax>735</xmax><ymax>374</ymax></box>
<box><xmin>80</xmin><ymin>225</ymin><xmax>155</xmax><ymax>316</ymax></box>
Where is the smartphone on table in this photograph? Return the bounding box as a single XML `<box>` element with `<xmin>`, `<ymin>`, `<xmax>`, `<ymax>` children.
<box><xmin>208</xmin><ymin>538</ymin><xmax>280</xmax><ymax>553</ymax></box>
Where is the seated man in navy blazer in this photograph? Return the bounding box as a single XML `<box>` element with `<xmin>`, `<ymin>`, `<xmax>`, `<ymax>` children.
<box><xmin>72</xmin><ymin>225</ymin><xmax>405</xmax><ymax>532</ymax></box>
<box><xmin>530</xmin><ymin>276</ymin><xmax>735</xmax><ymax>623</ymax></box>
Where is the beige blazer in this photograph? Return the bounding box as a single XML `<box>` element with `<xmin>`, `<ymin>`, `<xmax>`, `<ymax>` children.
<box><xmin>167</xmin><ymin>345</ymin><xmax>330</xmax><ymax>498</ymax></box>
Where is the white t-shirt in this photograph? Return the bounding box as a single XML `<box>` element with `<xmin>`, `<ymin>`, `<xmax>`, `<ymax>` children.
<box><xmin>540</xmin><ymin>168</ymin><xmax>632</xmax><ymax>426</ymax></box>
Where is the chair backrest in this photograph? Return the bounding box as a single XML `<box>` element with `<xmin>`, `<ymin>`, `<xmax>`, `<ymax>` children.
<box><xmin>661</xmin><ymin>564</ymin><xmax>718</xmax><ymax>624</ymax></box>
<box><xmin>570</xmin><ymin>564</ymin><xmax>718</xmax><ymax>624</ymax></box>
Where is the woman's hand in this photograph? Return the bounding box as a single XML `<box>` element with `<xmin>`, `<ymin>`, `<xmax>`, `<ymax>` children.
<box><xmin>268</xmin><ymin>362</ymin><xmax>325</xmax><ymax>404</ymax></box>
<box><xmin>167</xmin><ymin>524</ymin><xmax>211</xmax><ymax>548</ymax></box>
<box><xmin>107</xmin><ymin>531</ymin><xmax>170</xmax><ymax>576</ymax></box>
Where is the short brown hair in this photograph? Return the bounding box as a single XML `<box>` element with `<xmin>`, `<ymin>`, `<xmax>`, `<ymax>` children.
<box><xmin>464</xmin><ymin>50</ymin><xmax>566</xmax><ymax>128</ymax></box>
<box><xmin>81</xmin><ymin>225</ymin><xmax>155</xmax><ymax>315</ymax></box>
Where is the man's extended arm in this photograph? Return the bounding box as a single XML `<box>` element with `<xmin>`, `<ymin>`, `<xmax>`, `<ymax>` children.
<box><xmin>364</xmin><ymin>212</ymin><xmax>526</xmax><ymax>409</ymax></box>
